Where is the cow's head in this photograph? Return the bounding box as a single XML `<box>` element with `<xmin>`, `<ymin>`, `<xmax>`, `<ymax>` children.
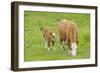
<box><xmin>70</xmin><ymin>42</ymin><xmax>77</xmax><ymax>56</ymax></box>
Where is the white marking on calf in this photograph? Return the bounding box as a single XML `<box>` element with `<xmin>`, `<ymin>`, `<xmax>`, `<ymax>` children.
<box><xmin>52</xmin><ymin>33</ymin><xmax>56</xmax><ymax>40</ymax></box>
<box><xmin>44</xmin><ymin>39</ymin><xmax>50</xmax><ymax>51</ymax></box>
<box><xmin>48</xmin><ymin>47</ymin><xmax>50</xmax><ymax>51</ymax></box>
<box><xmin>71</xmin><ymin>42</ymin><xmax>77</xmax><ymax>56</ymax></box>
<box><xmin>53</xmin><ymin>47</ymin><xmax>55</xmax><ymax>51</ymax></box>
<box><xmin>65</xmin><ymin>41</ymin><xmax>67</xmax><ymax>44</ymax></box>
<box><xmin>52</xmin><ymin>32</ymin><xmax>56</xmax><ymax>36</ymax></box>
<box><xmin>43</xmin><ymin>39</ymin><xmax>47</xmax><ymax>49</ymax></box>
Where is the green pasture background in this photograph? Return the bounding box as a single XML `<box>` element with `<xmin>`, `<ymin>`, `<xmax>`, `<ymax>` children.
<box><xmin>24</xmin><ymin>11</ymin><xmax>90</xmax><ymax>61</ymax></box>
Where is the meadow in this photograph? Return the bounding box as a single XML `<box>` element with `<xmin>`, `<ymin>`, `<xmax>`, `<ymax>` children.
<box><xmin>24</xmin><ymin>11</ymin><xmax>90</xmax><ymax>61</ymax></box>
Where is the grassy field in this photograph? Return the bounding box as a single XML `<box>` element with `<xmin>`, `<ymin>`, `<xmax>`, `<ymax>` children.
<box><xmin>24</xmin><ymin>11</ymin><xmax>90</xmax><ymax>62</ymax></box>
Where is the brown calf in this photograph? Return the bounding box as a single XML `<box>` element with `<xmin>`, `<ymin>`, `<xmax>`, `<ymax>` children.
<box><xmin>42</xmin><ymin>28</ymin><xmax>56</xmax><ymax>51</ymax></box>
<box><xmin>58</xmin><ymin>19</ymin><xmax>78</xmax><ymax>56</ymax></box>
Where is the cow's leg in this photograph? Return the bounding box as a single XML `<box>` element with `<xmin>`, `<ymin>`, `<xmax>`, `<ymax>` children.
<box><xmin>60</xmin><ymin>40</ymin><xmax>63</xmax><ymax>50</ymax></box>
<box><xmin>63</xmin><ymin>41</ymin><xmax>67</xmax><ymax>50</ymax></box>
<box><xmin>70</xmin><ymin>42</ymin><xmax>77</xmax><ymax>56</ymax></box>
<box><xmin>68</xmin><ymin>45</ymin><xmax>72</xmax><ymax>56</ymax></box>
<box><xmin>60</xmin><ymin>40</ymin><xmax>65</xmax><ymax>51</ymax></box>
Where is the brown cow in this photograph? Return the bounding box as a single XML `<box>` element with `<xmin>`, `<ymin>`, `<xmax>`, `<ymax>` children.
<box><xmin>42</xmin><ymin>28</ymin><xmax>56</xmax><ymax>51</ymax></box>
<box><xmin>58</xmin><ymin>19</ymin><xmax>78</xmax><ymax>56</ymax></box>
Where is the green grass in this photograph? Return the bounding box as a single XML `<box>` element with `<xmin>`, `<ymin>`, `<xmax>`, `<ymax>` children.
<box><xmin>24</xmin><ymin>11</ymin><xmax>90</xmax><ymax>61</ymax></box>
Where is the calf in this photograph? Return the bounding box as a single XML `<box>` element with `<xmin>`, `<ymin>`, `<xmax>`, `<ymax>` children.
<box><xmin>42</xmin><ymin>28</ymin><xmax>56</xmax><ymax>51</ymax></box>
<box><xmin>58</xmin><ymin>19</ymin><xmax>78</xmax><ymax>56</ymax></box>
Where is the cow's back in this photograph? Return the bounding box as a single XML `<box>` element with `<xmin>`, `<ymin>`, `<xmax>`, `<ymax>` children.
<box><xmin>58</xmin><ymin>20</ymin><xmax>67</xmax><ymax>41</ymax></box>
<box><xmin>65</xmin><ymin>21</ymin><xmax>78</xmax><ymax>44</ymax></box>
<box><xmin>58</xmin><ymin>19</ymin><xmax>78</xmax><ymax>43</ymax></box>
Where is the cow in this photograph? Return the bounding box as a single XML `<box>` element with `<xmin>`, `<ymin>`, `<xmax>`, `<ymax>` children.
<box><xmin>42</xmin><ymin>28</ymin><xmax>56</xmax><ymax>51</ymax></box>
<box><xmin>58</xmin><ymin>19</ymin><xmax>78</xmax><ymax>56</ymax></box>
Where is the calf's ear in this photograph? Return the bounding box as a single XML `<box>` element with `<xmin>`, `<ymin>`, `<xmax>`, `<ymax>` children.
<box><xmin>40</xmin><ymin>27</ymin><xmax>44</xmax><ymax>31</ymax></box>
<box><xmin>57</xmin><ymin>18</ymin><xmax>61</xmax><ymax>22</ymax></box>
<box><xmin>77</xmin><ymin>40</ymin><xmax>79</xmax><ymax>44</ymax></box>
<box><xmin>50</xmin><ymin>32</ymin><xmax>52</xmax><ymax>35</ymax></box>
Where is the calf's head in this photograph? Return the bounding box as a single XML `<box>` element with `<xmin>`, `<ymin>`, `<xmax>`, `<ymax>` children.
<box><xmin>52</xmin><ymin>32</ymin><xmax>56</xmax><ymax>42</ymax></box>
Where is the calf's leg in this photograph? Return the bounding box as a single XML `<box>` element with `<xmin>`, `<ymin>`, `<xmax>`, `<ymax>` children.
<box><xmin>52</xmin><ymin>41</ymin><xmax>55</xmax><ymax>51</ymax></box>
<box><xmin>43</xmin><ymin>39</ymin><xmax>47</xmax><ymax>49</ymax></box>
<box><xmin>47</xmin><ymin>41</ymin><xmax>50</xmax><ymax>51</ymax></box>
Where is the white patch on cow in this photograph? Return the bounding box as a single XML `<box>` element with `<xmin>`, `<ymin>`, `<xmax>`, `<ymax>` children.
<box><xmin>71</xmin><ymin>43</ymin><xmax>77</xmax><ymax>56</ymax></box>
